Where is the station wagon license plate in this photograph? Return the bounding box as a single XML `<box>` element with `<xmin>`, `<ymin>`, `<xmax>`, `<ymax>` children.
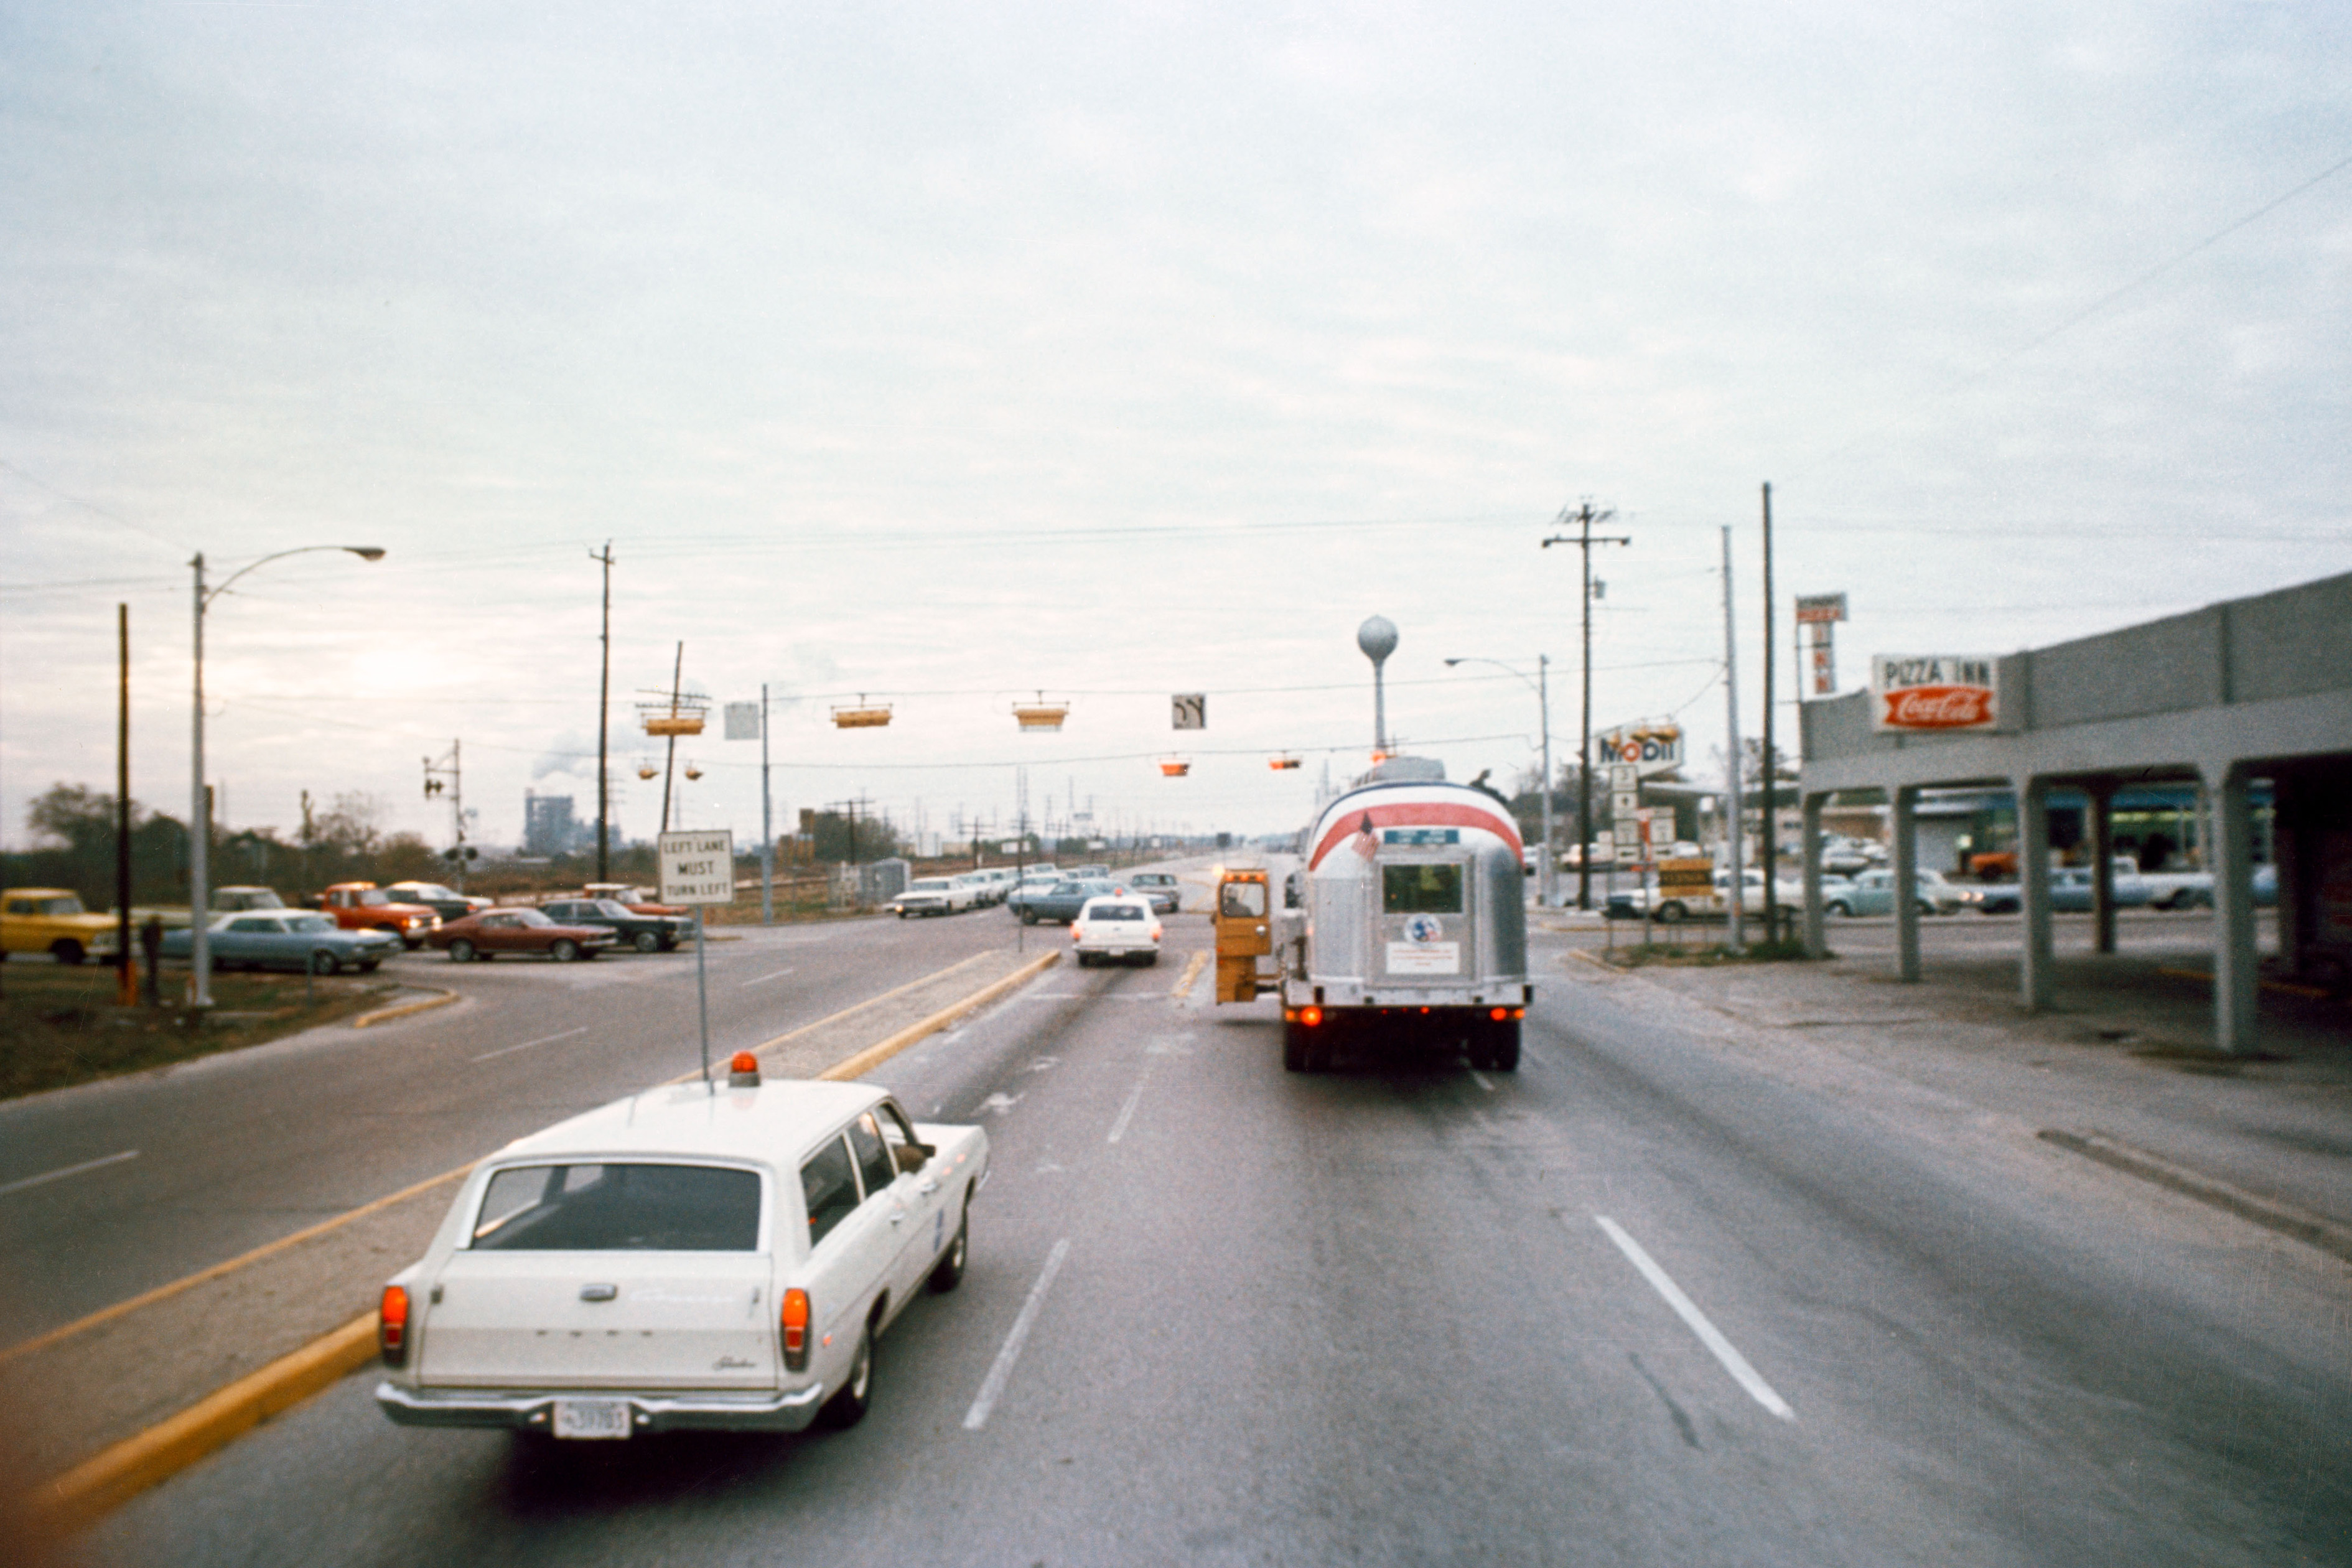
<box><xmin>552</xmin><ymin>1398</ymin><xmax>632</xmax><ymax>1440</ymax></box>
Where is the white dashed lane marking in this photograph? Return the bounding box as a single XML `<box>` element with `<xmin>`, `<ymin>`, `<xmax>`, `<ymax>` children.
<box><xmin>1595</xmin><ymin>1215</ymin><xmax>1794</xmax><ymax>1421</ymax></box>
<box><xmin>963</xmin><ymin>1238</ymin><xmax>1071</xmax><ymax>1432</ymax></box>
<box><xmin>0</xmin><ymin>1149</ymin><xmax>139</xmax><ymax>1198</ymax></box>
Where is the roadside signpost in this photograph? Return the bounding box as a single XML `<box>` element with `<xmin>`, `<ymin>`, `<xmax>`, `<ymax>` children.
<box><xmin>659</xmin><ymin>828</ymin><xmax>736</xmax><ymax>1085</ymax></box>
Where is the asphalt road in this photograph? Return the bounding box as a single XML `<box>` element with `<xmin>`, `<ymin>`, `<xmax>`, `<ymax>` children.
<box><xmin>0</xmin><ymin>907</ymin><xmax>1038</xmax><ymax>1346</ymax></box>
<box><xmin>83</xmin><ymin>918</ymin><xmax>2351</xmax><ymax>1565</ymax></box>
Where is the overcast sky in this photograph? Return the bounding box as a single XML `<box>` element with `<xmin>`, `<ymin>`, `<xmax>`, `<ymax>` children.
<box><xmin>4</xmin><ymin>1</ymin><xmax>2347</xmax><ymax>857</ymax></box>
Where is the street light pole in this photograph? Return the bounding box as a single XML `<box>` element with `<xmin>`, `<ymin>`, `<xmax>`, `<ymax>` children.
<box><xmin>1445</xmin><ymin>655</ymin><xmax>1555</xmax><ymax>908</ymax></box>
<box><xmin>189</xmin><ymin>544</ymin><xmax>385</xmax><ymax>1009</ymax></box>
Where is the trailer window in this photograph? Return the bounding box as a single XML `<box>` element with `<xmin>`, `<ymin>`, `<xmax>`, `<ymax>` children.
<box><xmin>1384</xmin><ymin>864</ymin><xmax>1463</xmax><ymax>914</ymax></box>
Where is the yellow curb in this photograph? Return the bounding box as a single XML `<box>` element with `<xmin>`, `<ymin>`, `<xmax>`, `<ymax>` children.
<box><xmin>34</xmin><ymin>1313</ymin><xmax>377</xmax><ymax>1535</ymax></box>
<box><xmin>350</xmin><ymin>989</ymin><xmax>459</xmax><ymax>1029</ymax></box>
<box><xmin>817</xmin><ymin>949</ymin><xmax>1060</xmax><ymax>1083</ymax></box>
<box><xmin>1170</xmin><ymin>948</ymin><xmax>1210</xmax><ymax>999</ymax></box>
<box><xmin>0</xmin><ymin>1160</ymin><xmax>475</xmax><ymax>1369</ymax></box>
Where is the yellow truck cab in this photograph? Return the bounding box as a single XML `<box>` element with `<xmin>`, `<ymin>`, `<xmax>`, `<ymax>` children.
<box><xmin>1212</xmin><ymin>869</ymin><xmax>1272</xmax><ymax>1002</ymax></box>
<box><xmin>1</xmin><ymin>889</ymin><xmax>120</xmax><ymax>966</ymax></box>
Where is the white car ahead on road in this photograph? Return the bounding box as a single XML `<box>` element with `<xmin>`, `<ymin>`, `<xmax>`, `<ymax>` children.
<box><xmin>375</xmin><ymin>1058</ymin><xmax>987</xmax><ymax>1439</ymax></box>
<box><xmin>1070</xmin><ymin>895</ymin><xmax>1162</xmax><ymax>966</ymax></box>
<box><xmin>889</xmin><ymin>877</ymin><xmax>982</xmax><ymax>918</ymax></box>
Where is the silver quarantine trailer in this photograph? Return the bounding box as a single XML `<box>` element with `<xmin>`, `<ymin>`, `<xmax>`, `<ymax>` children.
<box><xmin>1263</xmin><ymin>757</ymin><xmax>1530</xmax><ymax>1072</ymax></box>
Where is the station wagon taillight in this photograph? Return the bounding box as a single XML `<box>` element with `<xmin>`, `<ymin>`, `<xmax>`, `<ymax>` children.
<box><xmin>378</xmin><ymin>1284</ymin><xmax>409</xmax><ymax>1367</ymax></box>
<box><xmin>781</xmin><ymin>1287</ymin><xmax>811</xmax><ymax>1372</ymax></box>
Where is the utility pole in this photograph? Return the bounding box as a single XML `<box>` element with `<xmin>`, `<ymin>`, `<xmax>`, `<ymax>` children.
<box><xmin>1720</xmin><ymin>526</ymin><xmax>1747</xmax><ymax>951</ymax></box>
<box><xmin>423</xmin><ymin>740</ymin><xmax>466</xmax><ymax>888</ymax></box>
<box><xmin>1542</xmin><ymin>501</ymin><xmax>1631</xmax><ymax>910</ymax></box>
<box><xmin>1760</xmin><ymin>482</ymin><xmax>1778</xmax><ymax>942</ymax></box>
<box><xmin>660</xmin><ymin>640</ymin><xmax>684</xmax><ymax>834</ymax></box>
<box><xmin>116</xmin><ymin>604</ymin><xmax>134</xmax><ymax>1007</ymax></box>
<box><xmin>759</xmin><ymin>682</ymin><xmax>773</xmax><ymax>926</ymax></box>
<box><xmin>591</xmin><ymin>543</ymin><xmax>614</xmax><ymax>882</ymax></box>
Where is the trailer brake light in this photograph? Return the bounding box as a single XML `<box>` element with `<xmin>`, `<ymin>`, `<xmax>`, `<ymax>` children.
<box><xmin>1490</xmin><ymin>1006</ymin><xmax>1508</xmax><ymax>1021</ymax></box>
<box><xmin>1300</xmin><ymin>1007</ymin><xmax>1322</xmax><ymax>1027</ymax></box>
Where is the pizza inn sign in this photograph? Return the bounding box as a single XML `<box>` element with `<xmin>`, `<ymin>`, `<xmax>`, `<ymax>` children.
<box><xmin>1870</xmin><ymin>655</ymin><xmax>1999</xmax><ymax>733</ymax></box>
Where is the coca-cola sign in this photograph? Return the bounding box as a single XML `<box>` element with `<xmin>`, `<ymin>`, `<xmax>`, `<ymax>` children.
<box><xmin>1871</xmin><ymin>655</ymin><xmax>1999</xmax><ymax>733</ymax></box>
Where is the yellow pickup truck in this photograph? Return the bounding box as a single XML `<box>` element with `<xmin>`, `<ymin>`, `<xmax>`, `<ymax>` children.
<box><xmin>1</xmin><ymin>888</ymin><xmax>121</xmax><ymax>966</ymax></box>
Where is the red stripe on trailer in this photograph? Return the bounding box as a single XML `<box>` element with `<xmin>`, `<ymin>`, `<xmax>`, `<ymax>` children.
<box><xmin>1307</xmin><ymin>801</ymin><xmax>1523</xmax><ymax>870</ymax></box>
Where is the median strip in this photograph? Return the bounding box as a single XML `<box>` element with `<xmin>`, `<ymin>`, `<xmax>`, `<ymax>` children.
<box><xmin>350</xmin><ymin>989</ymin><xmax>460</xmax><ymax>1029</ymax></box>
<box><xmin>8</xmin><ymin>944</ymin><xmax>1062</xmax><ymax>1535</ymax></box>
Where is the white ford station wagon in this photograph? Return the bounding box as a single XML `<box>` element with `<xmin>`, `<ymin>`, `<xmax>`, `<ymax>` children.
<box><xmin>375</xmin><ymin>1057</ymin><xmax>987</xmax><ymax>1439</ymax></box>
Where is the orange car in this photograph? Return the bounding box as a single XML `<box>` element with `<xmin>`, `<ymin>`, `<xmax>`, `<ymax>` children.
<box><xmin>318</xmin><ymin>882</ymin><xmax>441</xmax><ymax>948</ymax></box>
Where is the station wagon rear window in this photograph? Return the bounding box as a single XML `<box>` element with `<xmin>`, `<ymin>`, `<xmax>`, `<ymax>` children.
<box><xmin>1088</xmin><ymin>905</ymin><xmax>1146</xmax><ymax>921</ymax></box>
<box><xmin>1384</xmin><ymin>864</ymin><xmax>1463</xmax><ymax>914</ymax></box>
<box><xmin>470</xmin><ymin>1163</ymin><xmax>762</xmax><ymax>1251</ymax></box>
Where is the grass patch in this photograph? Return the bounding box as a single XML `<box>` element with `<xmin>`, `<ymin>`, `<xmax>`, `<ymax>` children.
<box><xmin>0</xmin><ymin>963</ymin><xmax>396</xmax><ymax>1101</ymax></box>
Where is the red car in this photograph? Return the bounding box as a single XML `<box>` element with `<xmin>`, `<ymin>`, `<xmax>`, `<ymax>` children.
<box><xmin>426</xmin><ymin>908</ymin><xmax>620</xmax><ymax>963</ymax></box>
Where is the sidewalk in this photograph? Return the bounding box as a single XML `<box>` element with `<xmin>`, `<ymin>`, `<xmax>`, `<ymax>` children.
<box><xmin>1554</xmin><ymin>932</ymin><xmax>2352</xmax><ymax>1238</ymax></box>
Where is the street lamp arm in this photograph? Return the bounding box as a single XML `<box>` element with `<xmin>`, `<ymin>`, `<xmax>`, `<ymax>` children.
<box><xmin>202</xmin><ymin>545</ymin><xmax>386</xmax><ymax>609</ymax></box>
<box><xmin>1444</xmin><ymin>655</ymin><xmax>1543</xmax><ymax>699</ymax></box>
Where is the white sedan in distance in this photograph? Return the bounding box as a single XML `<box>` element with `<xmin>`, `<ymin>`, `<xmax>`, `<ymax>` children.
<box><xmin>889</xmin><ymin>877</ymin><xmax>982</xmax><ymax>918</ymax></box>
<box><xmin>375</xmin><ymin>1055</ymin><xmax>987</xmax><ymax>1439</ymax></box>
<box><xmin>1070</xmin><ymin>895</ymin><xmax>1162</xmax><ymax>967</ymax></box>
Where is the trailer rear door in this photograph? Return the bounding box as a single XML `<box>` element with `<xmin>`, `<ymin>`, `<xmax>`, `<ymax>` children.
<box><xmin>1374</xmin><ymin>853</ymin><xmax>1473</xmax><ymax>985</ymax></box>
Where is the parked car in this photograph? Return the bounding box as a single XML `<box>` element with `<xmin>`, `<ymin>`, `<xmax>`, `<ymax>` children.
<box><xmin>1827</xmin><ymin>868</ymin><xmax>1970</xmax><ymax>917</ymax></box>
<box><xmin>211</xmin><ymin>885</ymin><xmax>288</xmax><ymax>913</ymax></box>
<box><xmin>581</xmin><ymin>883</ymin><xmax>689</xmax><ymax>917</ymax></box>
<box><xmin>162</xmin><ymin>912</ymin><xmax>401</xmax><ymax>974</ymax></box>
<box><xmin>1017</xmin><ymin>879</ymin><xmax>1116</xmax><ymax>925</ymax></box>
<box><xmin>1976</xmin><ymin>864</ymin><xmax>2154</xmax><ymax>914</ymax></box>
<box><xmin>1066</xmin><ymin>864</ymin><xmax>1112</xmax><ymax>880</ymax></box>
<box><xmin>427</xmin><ymin>908</ymin><xmax>619</xmax><ymax>962</ymax></box>
<box><xmin>1607</xmin><ymin>869</ymin><xmax>1846</xmax><ymax>923</ymax></box>
<box><xmin>1123</xmin><ymin>872</ymin><xmax>1182</xmax><ymax>915</ymax></box>
<box><xmin>2139</xmin><ymin>868</ymin><xmax>2215</xmax><ymax>910</ymax></box>
<box><xmin>889</xmin><ymin>877</ymin><xmax>983</xmax><ymax>918</ymax></box>
<box><xmin>374</xmin><ymin>1063</ymin><xmax>986</xmax><ymax>1439</ymax></box>
<box><xmin>383</xmin><ymin>882</ymin><xmax>492</xmax><ymax>922</ymax></box>
<box><xmin>1070</xmin><ymin>895</ymin><xmax>1162</xmax><ymax>966</ymax></box>
<box><xmin>0</xmin><ymin>888</ymin><xmax>121</xmax><ymax>965</ymax></box>
<box><xmin>319</xmin><ymin>883</ymin><xmax>442</xmax><ymax>948</ymax></box>
<box><xmin>539</xmin><ymin>897</ymin><xmax>688</xmax><ymax>952</ymax></box>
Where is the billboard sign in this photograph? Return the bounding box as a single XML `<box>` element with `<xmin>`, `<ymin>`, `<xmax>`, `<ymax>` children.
<box><xmin>1870</xmin><ymin>655</ymin><xmax>1999</xmax><ymax>732</ymax></box>
<box><xmin>1592</xmin><ymin>724</ymin><xmax>1682</xmax><ymax>776</ymax></box>
<box><xmin>1794</xmin><ymin>593</ymin><xmax>1848</xmax><ymax>624</ymax></box>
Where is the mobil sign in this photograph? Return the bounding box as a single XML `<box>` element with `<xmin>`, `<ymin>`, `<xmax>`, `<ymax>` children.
<box><xmin>1592</xmin><ymin>724</ymin><xmax>1682</xmax><ymax>776</ymax></box>
<box><xmin>1871</xmin><ymin>655</ymin><xmax>1999</xmax><ymax>732</ymax></box>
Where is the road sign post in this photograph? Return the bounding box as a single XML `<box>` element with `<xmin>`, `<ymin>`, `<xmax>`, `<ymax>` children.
<box><xmin>660</xmin><ymin>829</ymin><xmax>737</xmax><ymax>1086</ymax></box>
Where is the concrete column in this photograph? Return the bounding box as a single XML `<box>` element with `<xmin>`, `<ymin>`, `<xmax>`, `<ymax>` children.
<box><xmin>2205</xmin><ymin>762</ymin><xmax>2259</xmax><ymax>1055</ymax></box>
<box><xmin>2088</xmin><ymin>780</ymin><xmax>2117</xmax><ymax>956</ymax></box>
<box><xmin>1893</xmin><ymin>785</ymin><xmax>1921</xmax><ymax>982</ymax></box>
<box><xmin>2017</xmin><ymin>775</ymin><xmax>2054</xmax><ymax>1011</ymax></box>
<box><xmin>1801</xmin><ymin>793</ymin><xmax>1827</xmax><ymax>957</ymax></box>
